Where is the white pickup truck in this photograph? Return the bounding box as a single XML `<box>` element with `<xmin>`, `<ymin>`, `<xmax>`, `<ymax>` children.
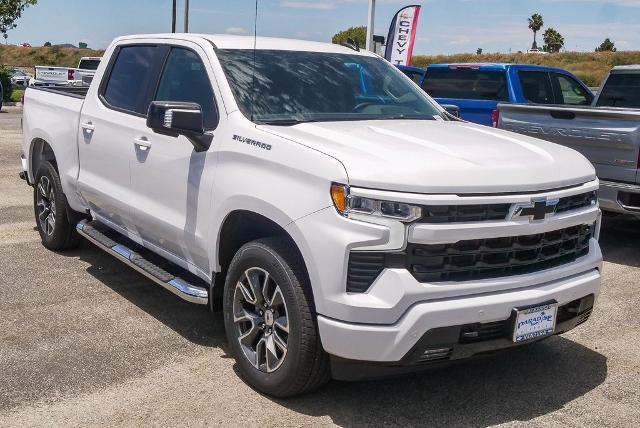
<box><xmin>20</xmin><ymin>34</ymin><xmax>603</xmax><ymax>397</ymax></box>
<box><xmin>31</xmin><ymin>57</ymin><xmax>101</xmax><ymax>87</ymax></box>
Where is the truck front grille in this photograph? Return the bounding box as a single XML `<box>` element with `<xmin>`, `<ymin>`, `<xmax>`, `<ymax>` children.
<box><xmin>407</xmin><ymin>224</ymin><xmax>592</xmax><ymax>283</ymax></box>
<box><xmin>418</xmin><ymin>191</ymin><xmax>596</xmax><ymax>223</ymax></box>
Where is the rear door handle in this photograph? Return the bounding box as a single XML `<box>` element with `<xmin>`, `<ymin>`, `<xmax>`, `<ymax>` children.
<box><xmin>134</xmin><ymin>137</ymin><xmax>152</xmax><ymax>150</ymax></box>
<box><xmin>81</xmin><ymin>122</ymin><xmax>95</xmax><ymax>132</ymax></box>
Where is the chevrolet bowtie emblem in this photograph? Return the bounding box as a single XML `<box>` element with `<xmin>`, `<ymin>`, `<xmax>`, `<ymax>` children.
<box><xmin>512</xmin><ymin>198</ymin><xmax>560</xmax><ymax>222</ymax></box>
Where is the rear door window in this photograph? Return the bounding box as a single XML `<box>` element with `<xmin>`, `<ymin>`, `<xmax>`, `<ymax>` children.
<box><xmin>422</xmin><ymin>68</ymin><xmax>508</xmax><ymax>101</ymax></box>
<box><xmin>552</xmin><ymin>73</ymin><xmax>593</xmax><ymax>105</ymax></box>
<box><xmin>102</xmin><ymin>45</ymin><xmax>162</xmax><ymax>115</ymax></box>
<box><xmin>155</xmin><ymin>47</ymin><xmax>219</xmax><ymax>129</ymax></box>
<box><xmin>518</xmin><ymin>71</ymin><xmax>555</xmax><ymax>104</ymax></box>
<box><xmin>596</xmin><ymin>73</ymin><xmax>640</xmax><ymax>108</ymax></box>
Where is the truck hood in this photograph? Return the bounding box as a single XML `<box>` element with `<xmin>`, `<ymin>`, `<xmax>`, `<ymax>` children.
<box><xmin>262</xmin><ymin>120</ymin><xmax>596</xmax><ymax>194</ymax></box>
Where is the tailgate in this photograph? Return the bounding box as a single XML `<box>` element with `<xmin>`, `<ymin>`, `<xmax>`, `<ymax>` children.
<box><xmin>35</xmin><ymin>66</ymin><xmax>70</xmax><ymax>83</ymax></box>
<box><xmin>498</xmin><ymin>103</ymin><xmax>640</xmax><ymax>184</ymax></box>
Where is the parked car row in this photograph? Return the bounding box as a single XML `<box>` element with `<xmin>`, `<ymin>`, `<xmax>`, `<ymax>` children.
<box><xmin>399</xmin><ymin>62</ymin><xmax>640</xmax><ymax>218</ymax></box>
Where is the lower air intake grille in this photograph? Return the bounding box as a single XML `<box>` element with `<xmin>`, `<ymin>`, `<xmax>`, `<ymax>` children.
<box><xmin>407</xmin><ymin>224</ymin><xmax>592</xmax><ymax>283</ymax></box>
<box><xmin>346</xmin><ymin>252</ymin><xmax>385</xmax><ymax>293</ymax></box>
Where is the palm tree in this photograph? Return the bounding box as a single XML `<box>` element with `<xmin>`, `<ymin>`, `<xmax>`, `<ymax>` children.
<box><xmin>528</xmin><ymin>13</ymin><xmax>544</xmax><ymax>50</ymax></box>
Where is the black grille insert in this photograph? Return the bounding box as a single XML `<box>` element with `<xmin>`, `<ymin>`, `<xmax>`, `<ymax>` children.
<box><xmin>407</xmin><ymin>224</ymin><xmax>592</xmax><ymax>283</ymax></box>
<box><xmin>419</xmin><ymin>204</ymin><xmax>511</xmax><ymax>223</ymax></box>
<box><xmin>418</xmin><ymin>191</ymin><xmax>596</xmax><ymax>224</ymax></box>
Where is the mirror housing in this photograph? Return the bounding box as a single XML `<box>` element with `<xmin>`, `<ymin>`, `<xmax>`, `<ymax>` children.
<box><xmin>440</xmin><ymin>104</ymin><xmax>461</xmax><ymax>119</ymax></box>
<box><xmin>147</xmin><ymin>101</ymin><xmax>213</xmax><ymax>152</ymax></box>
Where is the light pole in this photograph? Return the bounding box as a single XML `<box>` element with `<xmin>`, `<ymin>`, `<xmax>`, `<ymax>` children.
<box><xmin>184</xmin><ymin>0</ymin><xmax>190</xmax><ymax>33</ymax></box>
<box><xmin>366</xmin><ymin>0</ymin><xmax>375</xmax><ymax>52</ymax></box>
<box><xmin>171</xmin><ymin>0</ymin><xmax>177</xmax><ymax>33</ymax></box>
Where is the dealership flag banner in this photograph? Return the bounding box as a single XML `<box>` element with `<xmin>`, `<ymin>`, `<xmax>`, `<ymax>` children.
<box><xmin>384</xmin><ymin>5</ymin><xmax>422</xmax><ymax>66</ymax></box>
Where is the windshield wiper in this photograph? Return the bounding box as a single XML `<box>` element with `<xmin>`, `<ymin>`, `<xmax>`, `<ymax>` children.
<box><xmin>376</xmin><ymin>115</ymin><xmax>437</xmax><ymax>121</ymax></box>
<box><xmin>257</xmin><ymin>118</ymin><xmax>317</xmax><ymax>126</ymax></box>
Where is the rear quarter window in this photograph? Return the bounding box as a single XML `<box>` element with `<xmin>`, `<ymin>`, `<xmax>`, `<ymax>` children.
<box><xmin>102</xmin><ymin>46</ymin><xmax>159</xmax><ymax>114</ymax></box>
<box><xmin>421</xmin><ymin>68</ymin><xmax>508</xmax><ymax>101</ymax></box>
<box><xmin>596</xmin><ymin>73</ymin><xmax>640</xmax><ymax>108</ymax></box>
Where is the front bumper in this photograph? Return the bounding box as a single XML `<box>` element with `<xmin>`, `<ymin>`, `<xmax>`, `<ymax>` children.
<box><xmin>318</xmin><ymin>267</ymin><xmax>601</xmax><ymax>363</ymax></box>
<box><xmin>599</xmin><ymin>180</ymin><xmax>640</xmax><ymax>215</ymax></box>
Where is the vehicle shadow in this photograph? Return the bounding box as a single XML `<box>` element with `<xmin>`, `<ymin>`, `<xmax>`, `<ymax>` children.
<box><xmin>62</xmin><ymin>239</ymin><xmax>607</xmax><ymax>426</ymax></box>
<box><xmin>599</xmin><ymin>215</ymin><xmax>640</xmax><ymax>267</ymax></box>
<box><xmin>279</xmin><ymin>338</ymin><xmax>607</xmax><ymax>427</ymax></box>
<box><xmin>60</xmin><ymin>240</ymin><xmax>225</xmax><ymax>348</ymax></box>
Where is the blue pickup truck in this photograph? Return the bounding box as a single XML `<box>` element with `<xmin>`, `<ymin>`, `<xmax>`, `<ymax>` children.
<box><xmin>398</xmin><ymin>63</ymin><xmax>593</xmax><ymax>126</ymax></box>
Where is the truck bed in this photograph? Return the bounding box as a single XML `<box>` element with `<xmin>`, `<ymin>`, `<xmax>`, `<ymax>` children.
<box><xmin>498</xmin><ymin>103</ymin><xmax>640</xmax><ymax>185</ymax></box>
<box><xmin>22</xmin><ymin>86</ymin><xmax>87</xmax><ymax>213</ymax></box>
<box><xmin>33</xmin><ymin>85</ymin><xmax>89</xmax><ymax>99</ymax></box>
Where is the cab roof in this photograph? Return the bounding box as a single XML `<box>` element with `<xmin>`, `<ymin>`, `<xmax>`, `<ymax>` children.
<box><xmin>427</xmin><ymin>63</ymin><xmax>572</xmax><ymax>73</ymax></box>
<box><xmin>115</xmin><ymin>33</ymin><xmax>376</xmax><ymax>56</ymax></box>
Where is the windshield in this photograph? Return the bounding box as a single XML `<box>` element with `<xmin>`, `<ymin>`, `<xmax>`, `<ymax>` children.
<box><xmin>78</xmin><ymin>59</ymin><xmax>100</xmax><ymax>70</ymax></box>
<box><xmin>216</xmin><ymin>49</ymin><xmax>443</xmax><ymax>124</ymax></box>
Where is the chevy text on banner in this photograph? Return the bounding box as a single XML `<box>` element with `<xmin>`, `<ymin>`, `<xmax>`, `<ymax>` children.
<box><xmin>384</xmin><ymin>5</ymin><xmax>422</xmax><ymax>66</ymax></box>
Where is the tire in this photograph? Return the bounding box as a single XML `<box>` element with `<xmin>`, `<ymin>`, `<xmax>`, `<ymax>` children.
<box><xmin>223</xmin><ymin>237</ymin><xmax>330</xmax><ymax>397</ymax></box>
<box><xmin>33</xmin><ymin>161</ymin><xmax>81</xmax><ymax>250</ymax></box>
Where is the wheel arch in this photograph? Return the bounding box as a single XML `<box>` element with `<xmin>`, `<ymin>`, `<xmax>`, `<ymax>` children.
<box><xmin>29</xmin><ymin>137</ymin><xmax>58</xmax><ymax>180</ymax></box>
<box><xmin>211</xmin><ymin>209</ymin><xmax>315</xmax><ymax>312</ymax></box>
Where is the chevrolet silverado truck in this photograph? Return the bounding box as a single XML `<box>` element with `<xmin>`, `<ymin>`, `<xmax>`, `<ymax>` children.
<box><xmin>21</xmin><ymin>34</ymin><xmax>603</xmax><ymax>397</ymax></box>
<box><xmin>498</xmin><ymin>65</ymin><xmax>640</xmax><ymax>216</ymax></box>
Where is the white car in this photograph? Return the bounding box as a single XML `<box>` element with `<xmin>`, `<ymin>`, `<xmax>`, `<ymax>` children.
<box><xmin>10</xmin><ymin>69</ymin><xmax>31</xmax><ymax>87</ymax></box>
<box><xmin>20</xmin><ymin>34</ymin><xmax>603</xmax><ymax>396</ymax></box>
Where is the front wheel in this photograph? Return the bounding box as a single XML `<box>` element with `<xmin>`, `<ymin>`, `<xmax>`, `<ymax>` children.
<box><xmin>223</xmin><ymin>238</ymin><xmax>330</xmax><ymax>397</ymax></box>
<box><xmin>33</xmin><ymin>161</ymin><xmax>81</xmax><ymax>250</ymax></box>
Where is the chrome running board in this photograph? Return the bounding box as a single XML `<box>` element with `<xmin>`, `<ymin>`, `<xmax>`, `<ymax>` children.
<box><xmin>76</xmin><ymin>220</ymin><xmax>209</xmax><ymax>305</ymax></box>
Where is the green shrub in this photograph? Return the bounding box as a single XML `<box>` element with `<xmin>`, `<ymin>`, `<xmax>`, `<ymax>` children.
<box><xmin>0</xmin><ymin>68</ymin><xmax>12</xmax><ymax>101</ymax></box>
<box><xmin>10</xmin><ymin>89</ymin><xmax>24</xmax><ymax>103</ymax></box>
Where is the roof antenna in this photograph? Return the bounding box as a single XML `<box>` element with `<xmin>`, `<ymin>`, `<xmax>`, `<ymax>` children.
<box><xmin>251</xmin><ymin>0</ymin><xmax>258</xmax><ymax>122</ymax></box>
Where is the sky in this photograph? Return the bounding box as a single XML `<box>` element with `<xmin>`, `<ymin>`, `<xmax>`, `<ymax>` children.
<box><xmin>5</xmin><ymin>0</ymin><xmax>640</xmax><ymax>55</ymax></box>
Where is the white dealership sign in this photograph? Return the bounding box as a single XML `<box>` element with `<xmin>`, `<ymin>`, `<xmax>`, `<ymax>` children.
<box><xmin>385</xmin><ymin>5</ymin><xmax>422</xmax><ymax>66</ymax></box>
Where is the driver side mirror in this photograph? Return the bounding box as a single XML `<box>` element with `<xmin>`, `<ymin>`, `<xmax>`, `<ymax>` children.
<box><xmin>147</xmin><ymin>101</ymin><xmax>213</xmax><ymax>152</ymax></box>
<box><xmin>440</xmin><ymin>104</ymin><xmax>461</xmax><ymax>118</ymax></box>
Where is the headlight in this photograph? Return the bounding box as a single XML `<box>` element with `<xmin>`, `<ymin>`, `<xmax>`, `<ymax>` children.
<box><xmin>330</xmin><ymin>183</ymin><xmax>422</xmax><ymax>222</ymax></box>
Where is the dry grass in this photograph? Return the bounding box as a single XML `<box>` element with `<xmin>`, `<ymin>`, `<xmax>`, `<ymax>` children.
<box><xmin>0</xmin><ymin>45</ymin><xmax>104</xmax><ymax>69</ymax></box>
<box><xmin>412</xmin><ymin>51</ymin><xmax>640</xmax><ymax>87</ymax></box>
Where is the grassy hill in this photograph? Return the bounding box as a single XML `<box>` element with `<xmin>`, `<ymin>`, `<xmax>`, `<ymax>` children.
<box><xmin>0</xmin><ymin>45</ymin><xmax>104</xmax><ymax>69</ymax></box>
<box><xmin>412</xmin><ymin>51</ymin><xmax>640</xmax><ymax>87</ymax></box>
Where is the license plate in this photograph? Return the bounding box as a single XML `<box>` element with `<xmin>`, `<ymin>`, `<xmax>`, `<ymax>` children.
<box><xmin>513</xmin><ymin>303</ymin><xmax>558</xmax><ymax>343</ymax></box>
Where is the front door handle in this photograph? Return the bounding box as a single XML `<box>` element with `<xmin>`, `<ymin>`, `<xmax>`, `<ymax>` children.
<box><xmin>133</xmin><ymin>137</ymin><xmax>152</xmax><ymax>150</ymax></box>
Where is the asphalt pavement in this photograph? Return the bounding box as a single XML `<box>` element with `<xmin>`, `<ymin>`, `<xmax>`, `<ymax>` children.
<box><xmin>0</xmin><ymin>105</ymin><xmax>639</xmax><ymax>427</ymax></box>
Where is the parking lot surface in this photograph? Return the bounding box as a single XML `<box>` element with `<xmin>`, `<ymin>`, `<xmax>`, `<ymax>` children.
<box><xmin>1</xmin><ymin>105</ymin><xmax>639</xmax><ymax>427</ymax></box>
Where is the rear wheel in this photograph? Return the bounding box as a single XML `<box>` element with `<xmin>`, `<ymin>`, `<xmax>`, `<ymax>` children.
<box><xmin>223</xmin><ymin>238</ymin><xmax>330</xmax><ymax>397</ymax></box>
<box><xmin>34</xmin><ymin>161</ymin><xmax>81</xmax><ymax>250</ymax></box>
